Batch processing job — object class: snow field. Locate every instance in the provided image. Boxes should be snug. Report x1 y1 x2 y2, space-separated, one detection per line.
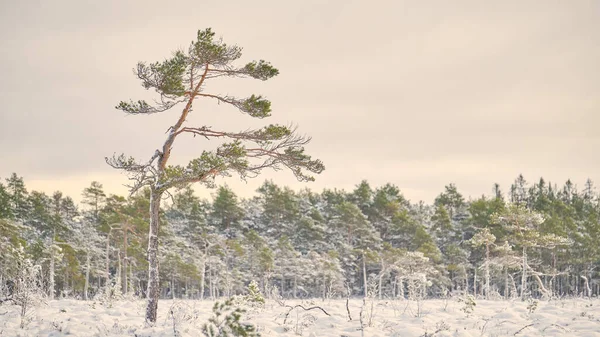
1 297 600 336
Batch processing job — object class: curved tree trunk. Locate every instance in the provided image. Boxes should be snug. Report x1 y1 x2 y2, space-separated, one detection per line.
531 273 551 298
145 190 162 323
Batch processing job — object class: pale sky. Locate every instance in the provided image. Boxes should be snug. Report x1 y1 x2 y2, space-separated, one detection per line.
1 1 599 204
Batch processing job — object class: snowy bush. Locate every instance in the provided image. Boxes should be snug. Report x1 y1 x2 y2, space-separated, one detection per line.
244 280 265 307
92 279 124 308
8 246 46 329
527 298 539 315
201 298 259 337
458 295 476 314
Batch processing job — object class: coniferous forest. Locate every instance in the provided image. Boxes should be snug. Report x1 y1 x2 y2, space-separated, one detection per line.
2 173 599 302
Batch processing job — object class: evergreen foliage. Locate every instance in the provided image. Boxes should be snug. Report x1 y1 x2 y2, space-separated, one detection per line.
1 173 600 315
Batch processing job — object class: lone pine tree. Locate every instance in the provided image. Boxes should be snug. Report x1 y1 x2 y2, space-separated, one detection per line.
107 28 324 323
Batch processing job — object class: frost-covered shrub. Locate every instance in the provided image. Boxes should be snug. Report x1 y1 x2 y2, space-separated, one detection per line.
167 301 202 337
458 295 476 314
244 280 265 307
93 280 123 308
8 246 46 328
202 299 259 337
527 298 539 315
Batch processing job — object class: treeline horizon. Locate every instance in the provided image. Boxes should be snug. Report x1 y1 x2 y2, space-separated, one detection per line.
1 172 599 301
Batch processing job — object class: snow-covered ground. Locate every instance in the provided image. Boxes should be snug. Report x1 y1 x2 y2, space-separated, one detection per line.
1 297 600 336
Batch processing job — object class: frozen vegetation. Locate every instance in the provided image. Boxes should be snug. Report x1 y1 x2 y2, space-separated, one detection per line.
2 173 600 336
1 296 600 336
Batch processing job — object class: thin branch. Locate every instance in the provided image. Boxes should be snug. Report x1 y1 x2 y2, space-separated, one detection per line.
513 324 534 336
283 305 330 324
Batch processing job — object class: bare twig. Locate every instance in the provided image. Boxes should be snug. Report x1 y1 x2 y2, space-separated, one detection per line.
283 305 330 325
542 323 571 332
359 298 365 336
0 297 14 305
346 297 352 321
345 284 352 321
513 323 534 335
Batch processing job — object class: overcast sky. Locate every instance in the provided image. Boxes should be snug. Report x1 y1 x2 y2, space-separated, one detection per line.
1 1 598 204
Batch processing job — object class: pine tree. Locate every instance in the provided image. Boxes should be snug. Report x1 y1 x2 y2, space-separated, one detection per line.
5 173 29 222
370 183 407 241
492 203 570 299
470 228 496 299
107 28 323 323
0 182 13 219
210 185 244 234
81 181 106 225
257 181 300 239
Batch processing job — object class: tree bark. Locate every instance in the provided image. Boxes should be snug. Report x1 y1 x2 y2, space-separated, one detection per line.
379 259 384 300
106 227 112 288
362 253 367 298
485 242 490 299
504 267 509 299
84 251 90 300
532 274 550 298
281 270 285 298
123 229 128 294
49 228 56 300
521 247 527 299
293 275 297 299
200 254 206 300
171 271 175 299
145 190 162 324
473 267 477 298
117 249 122 290
465 267 469 296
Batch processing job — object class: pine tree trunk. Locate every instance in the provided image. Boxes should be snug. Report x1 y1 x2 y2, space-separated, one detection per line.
504 267 509 299
485 242 490 299
521 247 527 299
293 275 297 299
171 271 175 299
264 275 269 299
145 190 162 323
123 231 128 294
362 254 367 298
130 263 134 294
209 268 214 299
106 228 111 288
49 229 56 300
200 255 206 300
465 267 469 296
398 277 403 298
84 251 90 300
379 259 384 300
281 271 285 298
473 268 477 298
117 249 122 290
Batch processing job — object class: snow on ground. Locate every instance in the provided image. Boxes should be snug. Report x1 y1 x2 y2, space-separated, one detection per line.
1 297 600 336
